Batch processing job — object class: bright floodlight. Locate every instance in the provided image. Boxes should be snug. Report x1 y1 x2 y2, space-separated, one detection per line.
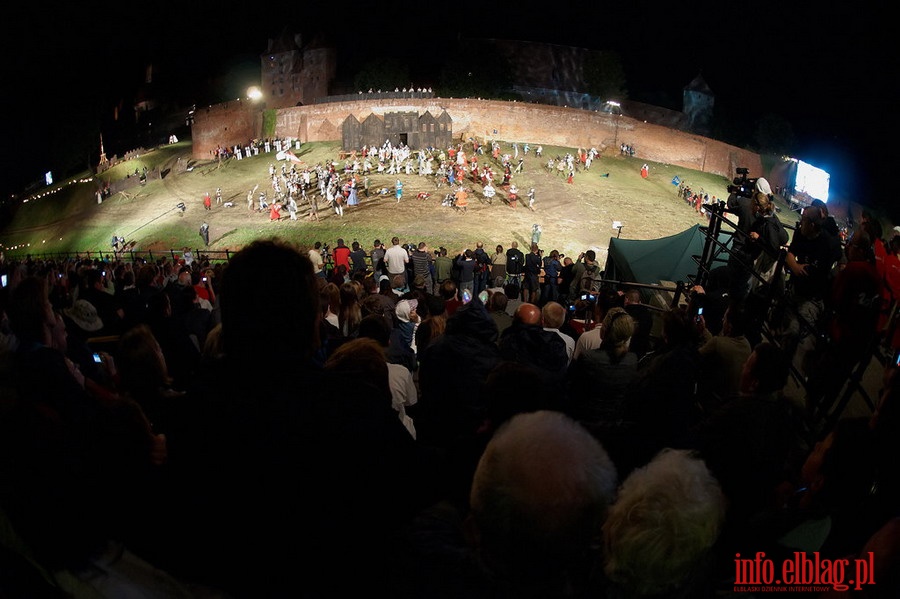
247 86 262 101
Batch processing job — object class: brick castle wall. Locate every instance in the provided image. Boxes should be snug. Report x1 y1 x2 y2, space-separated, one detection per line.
192 98 760 180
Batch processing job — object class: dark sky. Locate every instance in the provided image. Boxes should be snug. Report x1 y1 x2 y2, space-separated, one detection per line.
3 3 894 215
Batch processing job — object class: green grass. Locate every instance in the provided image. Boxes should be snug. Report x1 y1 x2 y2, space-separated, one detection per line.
2 140 741 262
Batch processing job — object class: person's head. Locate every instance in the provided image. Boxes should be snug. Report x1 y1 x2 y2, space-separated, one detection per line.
496 244 503 254
811 198 829 217
530 243 539 253
418 241 427 251
740 341 789 396
754 177 772 196
373 239 381 248
603 449 726 597
514 303 542 326
177 266 192 286
395 299 419 324
470 411 618 592
503 282 520 300
594 286 623 321
721 301 748 337
541 301 566 330
221 240 319 360
549 249 559 259
357 313 391 347
622 287 641 305
563 256 573 266
660 307 691 348
314 241 322 250
482 362 552 431
415 308 447 353
391 274 406 290
324 337 390 399
799 206 823 239
511 241 518 250
391 236 400 246
362 276 378 296
476 241 484 250
752 191 775 216
336 238 345 247
7 276 55 346
846 229 875 264
85 268 105 289
488 291 508 313
117 324 171 399
351 241 360 251
175 284 199 314
584 249 596 264
339 281 361 308
600 308 635 354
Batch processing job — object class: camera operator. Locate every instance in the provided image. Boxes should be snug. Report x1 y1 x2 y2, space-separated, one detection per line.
706 173 776 299
726 174 774 264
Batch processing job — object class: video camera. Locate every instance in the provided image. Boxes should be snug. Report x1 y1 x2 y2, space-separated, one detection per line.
726 167 759 199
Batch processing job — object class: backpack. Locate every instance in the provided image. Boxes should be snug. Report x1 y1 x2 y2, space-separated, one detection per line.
581 267 603 293
475 252 490 274
507 251 523 275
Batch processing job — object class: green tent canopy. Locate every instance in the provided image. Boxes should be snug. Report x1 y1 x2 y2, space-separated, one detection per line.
603 224 708 286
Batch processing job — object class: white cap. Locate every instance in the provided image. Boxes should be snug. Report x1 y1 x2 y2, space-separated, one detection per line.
755 177 772 196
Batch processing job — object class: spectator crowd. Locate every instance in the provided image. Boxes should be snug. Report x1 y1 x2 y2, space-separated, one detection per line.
1 198 899 597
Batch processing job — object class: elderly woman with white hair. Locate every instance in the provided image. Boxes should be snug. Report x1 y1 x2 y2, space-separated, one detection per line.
603 448 726 598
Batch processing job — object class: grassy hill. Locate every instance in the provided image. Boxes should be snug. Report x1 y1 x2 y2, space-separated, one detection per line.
1 140 744 263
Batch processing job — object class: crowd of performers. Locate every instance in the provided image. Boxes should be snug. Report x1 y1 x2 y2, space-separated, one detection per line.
677 180 720 221
211 138 559 222
203 136 624 227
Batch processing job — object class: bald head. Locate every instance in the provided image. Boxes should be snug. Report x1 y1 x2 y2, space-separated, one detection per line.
471 411 618 585
515 303 542 326
542 301 566 329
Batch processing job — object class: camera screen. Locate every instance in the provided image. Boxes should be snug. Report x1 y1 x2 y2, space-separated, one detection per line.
92 353 102 363
0 274 6 288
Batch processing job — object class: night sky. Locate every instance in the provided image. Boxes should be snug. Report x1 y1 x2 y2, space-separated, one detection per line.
2 3 894 217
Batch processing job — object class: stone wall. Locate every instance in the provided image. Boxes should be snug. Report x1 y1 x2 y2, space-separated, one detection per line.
192 98 760 180
191 100 261 161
